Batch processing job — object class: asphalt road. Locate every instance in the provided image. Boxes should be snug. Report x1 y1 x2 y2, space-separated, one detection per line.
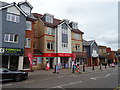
1 67 119 89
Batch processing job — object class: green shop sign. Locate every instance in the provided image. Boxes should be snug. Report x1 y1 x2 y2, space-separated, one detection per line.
0 47 23 56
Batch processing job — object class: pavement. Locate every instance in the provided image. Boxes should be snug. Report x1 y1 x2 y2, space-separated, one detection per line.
28 65 118 81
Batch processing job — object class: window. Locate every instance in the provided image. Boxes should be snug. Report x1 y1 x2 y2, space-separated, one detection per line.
4 34 18 43
45 15 53 23
75 45 80 51
20 5 30 15
47 27 54 35
26 21 32 30
75 33 80 40
47 42 54 50
62 42 68 48
25 38 31 48
6 13 20 23
72 22 78 29
62 28 68 34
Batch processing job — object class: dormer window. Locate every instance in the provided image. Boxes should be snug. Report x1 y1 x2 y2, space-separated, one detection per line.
72 22 78 29
44 14 53 23
20 5 30 15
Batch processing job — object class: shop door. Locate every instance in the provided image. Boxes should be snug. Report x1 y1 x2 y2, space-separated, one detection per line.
61 57 69 68
49 58 54 69
9 56 19 70
2 56 9 68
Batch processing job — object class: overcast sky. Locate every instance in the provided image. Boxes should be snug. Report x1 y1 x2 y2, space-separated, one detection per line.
4 0 118 51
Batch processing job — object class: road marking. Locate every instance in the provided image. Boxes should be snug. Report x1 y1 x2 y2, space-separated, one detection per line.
57 76 64 78
90 74 111 80
90 78 97 80
69 75 78 77
2 84 12 87
51 81 82 88
105 74 110 77
115 68 118 70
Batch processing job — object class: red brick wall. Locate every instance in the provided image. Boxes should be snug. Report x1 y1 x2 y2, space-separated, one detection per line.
24 20 35 57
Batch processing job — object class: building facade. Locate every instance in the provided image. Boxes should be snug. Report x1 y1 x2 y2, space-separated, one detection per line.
18 1 36 70
83 40 99 66
33 13 73 69
0 1 36 71
98 45 107 65
70 22 87 66
0 1 27 70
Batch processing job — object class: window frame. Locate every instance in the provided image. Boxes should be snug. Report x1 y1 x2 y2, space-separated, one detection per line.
45 15 53 23
25 38 31 48
47 42 54 50
47 27 54 35
75 33 80 40
6 13 20 23
26 21 32 30
20 5 31 16
4 34 18 43
62 42 68 48
75 45 80 51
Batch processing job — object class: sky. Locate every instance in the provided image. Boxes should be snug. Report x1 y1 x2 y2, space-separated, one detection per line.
3 0 119 51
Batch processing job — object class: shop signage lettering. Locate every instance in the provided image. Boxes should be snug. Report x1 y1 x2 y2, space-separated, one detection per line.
0 47 23 56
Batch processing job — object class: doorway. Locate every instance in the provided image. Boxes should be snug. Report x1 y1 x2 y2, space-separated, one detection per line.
49 58 54 69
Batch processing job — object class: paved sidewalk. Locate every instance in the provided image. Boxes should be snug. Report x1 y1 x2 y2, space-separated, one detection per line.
27 65 118 82
29 65 118 76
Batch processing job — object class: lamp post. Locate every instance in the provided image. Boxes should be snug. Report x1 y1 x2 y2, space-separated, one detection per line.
107 52 110 68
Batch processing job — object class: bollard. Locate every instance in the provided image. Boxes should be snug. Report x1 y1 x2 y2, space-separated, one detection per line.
72 65 74 73
105 63 107 68
53 65 56 73
100 63 102 70
83 64 85 72
92 64 94 71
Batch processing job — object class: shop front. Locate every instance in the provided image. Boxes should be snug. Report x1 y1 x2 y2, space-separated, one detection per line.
72 52 87 66
33 53 72 70
0 47 24 70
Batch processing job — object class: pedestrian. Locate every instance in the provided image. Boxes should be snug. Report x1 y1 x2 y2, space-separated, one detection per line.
56 64 59 74
46 61 50 70
74 63 81 74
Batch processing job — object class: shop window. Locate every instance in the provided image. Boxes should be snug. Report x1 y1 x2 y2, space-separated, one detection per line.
2 56 9 68
23 57 30 69
9 56 19 70
33 58 37 66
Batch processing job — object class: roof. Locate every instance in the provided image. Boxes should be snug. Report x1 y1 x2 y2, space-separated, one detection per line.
33 13 62 28
72 29 84 34
18 1 33 9
99 45 107 48
0 2 27 17
83 40 97 46
0 1 10 7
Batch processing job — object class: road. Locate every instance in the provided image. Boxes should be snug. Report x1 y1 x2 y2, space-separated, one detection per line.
1 67 119 90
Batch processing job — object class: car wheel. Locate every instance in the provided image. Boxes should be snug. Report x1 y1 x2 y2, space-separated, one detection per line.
14 74 23 82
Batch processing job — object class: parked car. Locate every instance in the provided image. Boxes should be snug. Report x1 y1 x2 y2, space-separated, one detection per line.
0 68 28 82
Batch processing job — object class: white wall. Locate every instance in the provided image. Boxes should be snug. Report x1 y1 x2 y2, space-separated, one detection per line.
55 23 72 54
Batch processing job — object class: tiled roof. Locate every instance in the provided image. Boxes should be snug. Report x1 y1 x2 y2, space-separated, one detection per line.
83 40 96 46
33 13 62 28
72 29 84 34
